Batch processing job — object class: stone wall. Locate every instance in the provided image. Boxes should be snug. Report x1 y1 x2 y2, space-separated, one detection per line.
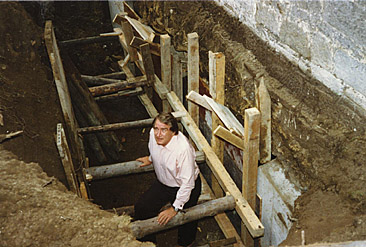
217 0 366 114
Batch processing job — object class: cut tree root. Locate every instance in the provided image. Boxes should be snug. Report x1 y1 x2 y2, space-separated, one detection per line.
0 130 23 143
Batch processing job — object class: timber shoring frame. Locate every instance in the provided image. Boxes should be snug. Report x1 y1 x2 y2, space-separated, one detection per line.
45 7 265 244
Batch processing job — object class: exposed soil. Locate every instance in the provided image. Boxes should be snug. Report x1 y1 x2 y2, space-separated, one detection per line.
1 1 365 247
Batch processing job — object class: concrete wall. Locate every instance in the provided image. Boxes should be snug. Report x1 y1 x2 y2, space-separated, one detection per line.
216 0 366 113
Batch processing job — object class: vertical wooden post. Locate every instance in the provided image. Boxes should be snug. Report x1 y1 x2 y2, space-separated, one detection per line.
121 19 138 62
188 32 199 125
140 43 154 99
209 51 225 198
241 107 260 247
172 52 183 104
256 78 271 164
160 34 172 112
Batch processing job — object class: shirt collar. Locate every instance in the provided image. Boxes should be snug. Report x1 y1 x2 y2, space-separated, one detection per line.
164 133 178 151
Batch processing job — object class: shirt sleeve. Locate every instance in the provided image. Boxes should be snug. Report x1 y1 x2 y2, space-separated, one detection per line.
172 147 197 210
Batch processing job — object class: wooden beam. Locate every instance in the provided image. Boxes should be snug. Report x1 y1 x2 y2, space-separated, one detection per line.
88 76 147 97
167 91 264 238
160 34 172 112
95 87 143 101
95 71 126 79
81 75 122 86
120 19 139 62
256 78 271 164
56 123 80 196
241 107 260 246
138 93 159 118
209 51 225 198
214 125 244 150
140 43 155 99
186 91 212 111
59 35 118 47
187 32 199 125
130 36 160 57
86 150 206 181
172 53 183 103
129 195 235 239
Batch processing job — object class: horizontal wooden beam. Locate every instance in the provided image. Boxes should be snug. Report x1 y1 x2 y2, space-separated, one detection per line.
59 35 118 46
167 91 264 238
94 87 143 101
129 195 235 239
86 150 206 180
81 75 122 86
89 75 147 97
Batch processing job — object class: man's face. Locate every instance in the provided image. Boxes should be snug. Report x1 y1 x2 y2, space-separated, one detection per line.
153 119 175 146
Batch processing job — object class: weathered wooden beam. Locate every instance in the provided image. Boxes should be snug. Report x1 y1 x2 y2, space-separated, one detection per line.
129 195 235 239
95 87 143 102
138 93 159 118
120 18 139 62
214 125 244 150
140 43 155 84
56 123 80 196
256 78 271 164
86 150 206 180
88 76 147 97
59 35 118 46
241 107 260 247
187 32 200 125
167 91 264 238
78 118 154 135
95 71 126 79
160 34 172 112
81 75 122 86
210 51 225 198
172 53 183 103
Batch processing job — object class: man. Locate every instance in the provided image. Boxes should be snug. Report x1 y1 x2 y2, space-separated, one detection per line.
134 112 201 247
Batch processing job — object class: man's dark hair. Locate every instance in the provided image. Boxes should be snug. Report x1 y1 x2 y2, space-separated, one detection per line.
153 112 178 135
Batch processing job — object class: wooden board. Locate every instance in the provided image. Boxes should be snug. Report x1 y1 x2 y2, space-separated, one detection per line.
138 93 159 118
204 95 244 137
187 32 199 125
214 125 244 150
186 91 212 111
167 91 264 238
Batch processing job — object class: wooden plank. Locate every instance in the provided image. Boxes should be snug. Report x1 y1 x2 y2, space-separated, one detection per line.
187 32 200 125
200 174 245 247
81 75 122 86
140 43 155 99
256 78 271 164
56 123 79 195
167 91 264 238
172 53 183 103
214 125 244 150
241 107 260 247
59 35 118 46
123 1 141 20
129 195 235 239
210 51 225 198
153 74 169 100
95 71 126 79
160 34 172 113
125 15 155 42
186 91 212 111
138 93 159 118
204 95 244 137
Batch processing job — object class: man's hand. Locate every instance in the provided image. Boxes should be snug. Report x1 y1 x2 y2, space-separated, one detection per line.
136 156 152 167
157 207 177 225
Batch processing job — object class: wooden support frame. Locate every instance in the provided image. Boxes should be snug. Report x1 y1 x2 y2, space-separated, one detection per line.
241 107 261 246
187 32 200 125
209 51 225 198
167 91 264 238
140 43 155 99
214 125 244 150
172 52 183 103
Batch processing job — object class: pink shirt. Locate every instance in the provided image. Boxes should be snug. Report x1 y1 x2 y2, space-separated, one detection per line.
148 128 200 210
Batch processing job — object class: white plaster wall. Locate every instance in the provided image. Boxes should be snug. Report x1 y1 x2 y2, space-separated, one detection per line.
215 0 366 114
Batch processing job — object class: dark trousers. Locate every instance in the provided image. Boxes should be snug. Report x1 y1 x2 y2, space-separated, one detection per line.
134 176 201 246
